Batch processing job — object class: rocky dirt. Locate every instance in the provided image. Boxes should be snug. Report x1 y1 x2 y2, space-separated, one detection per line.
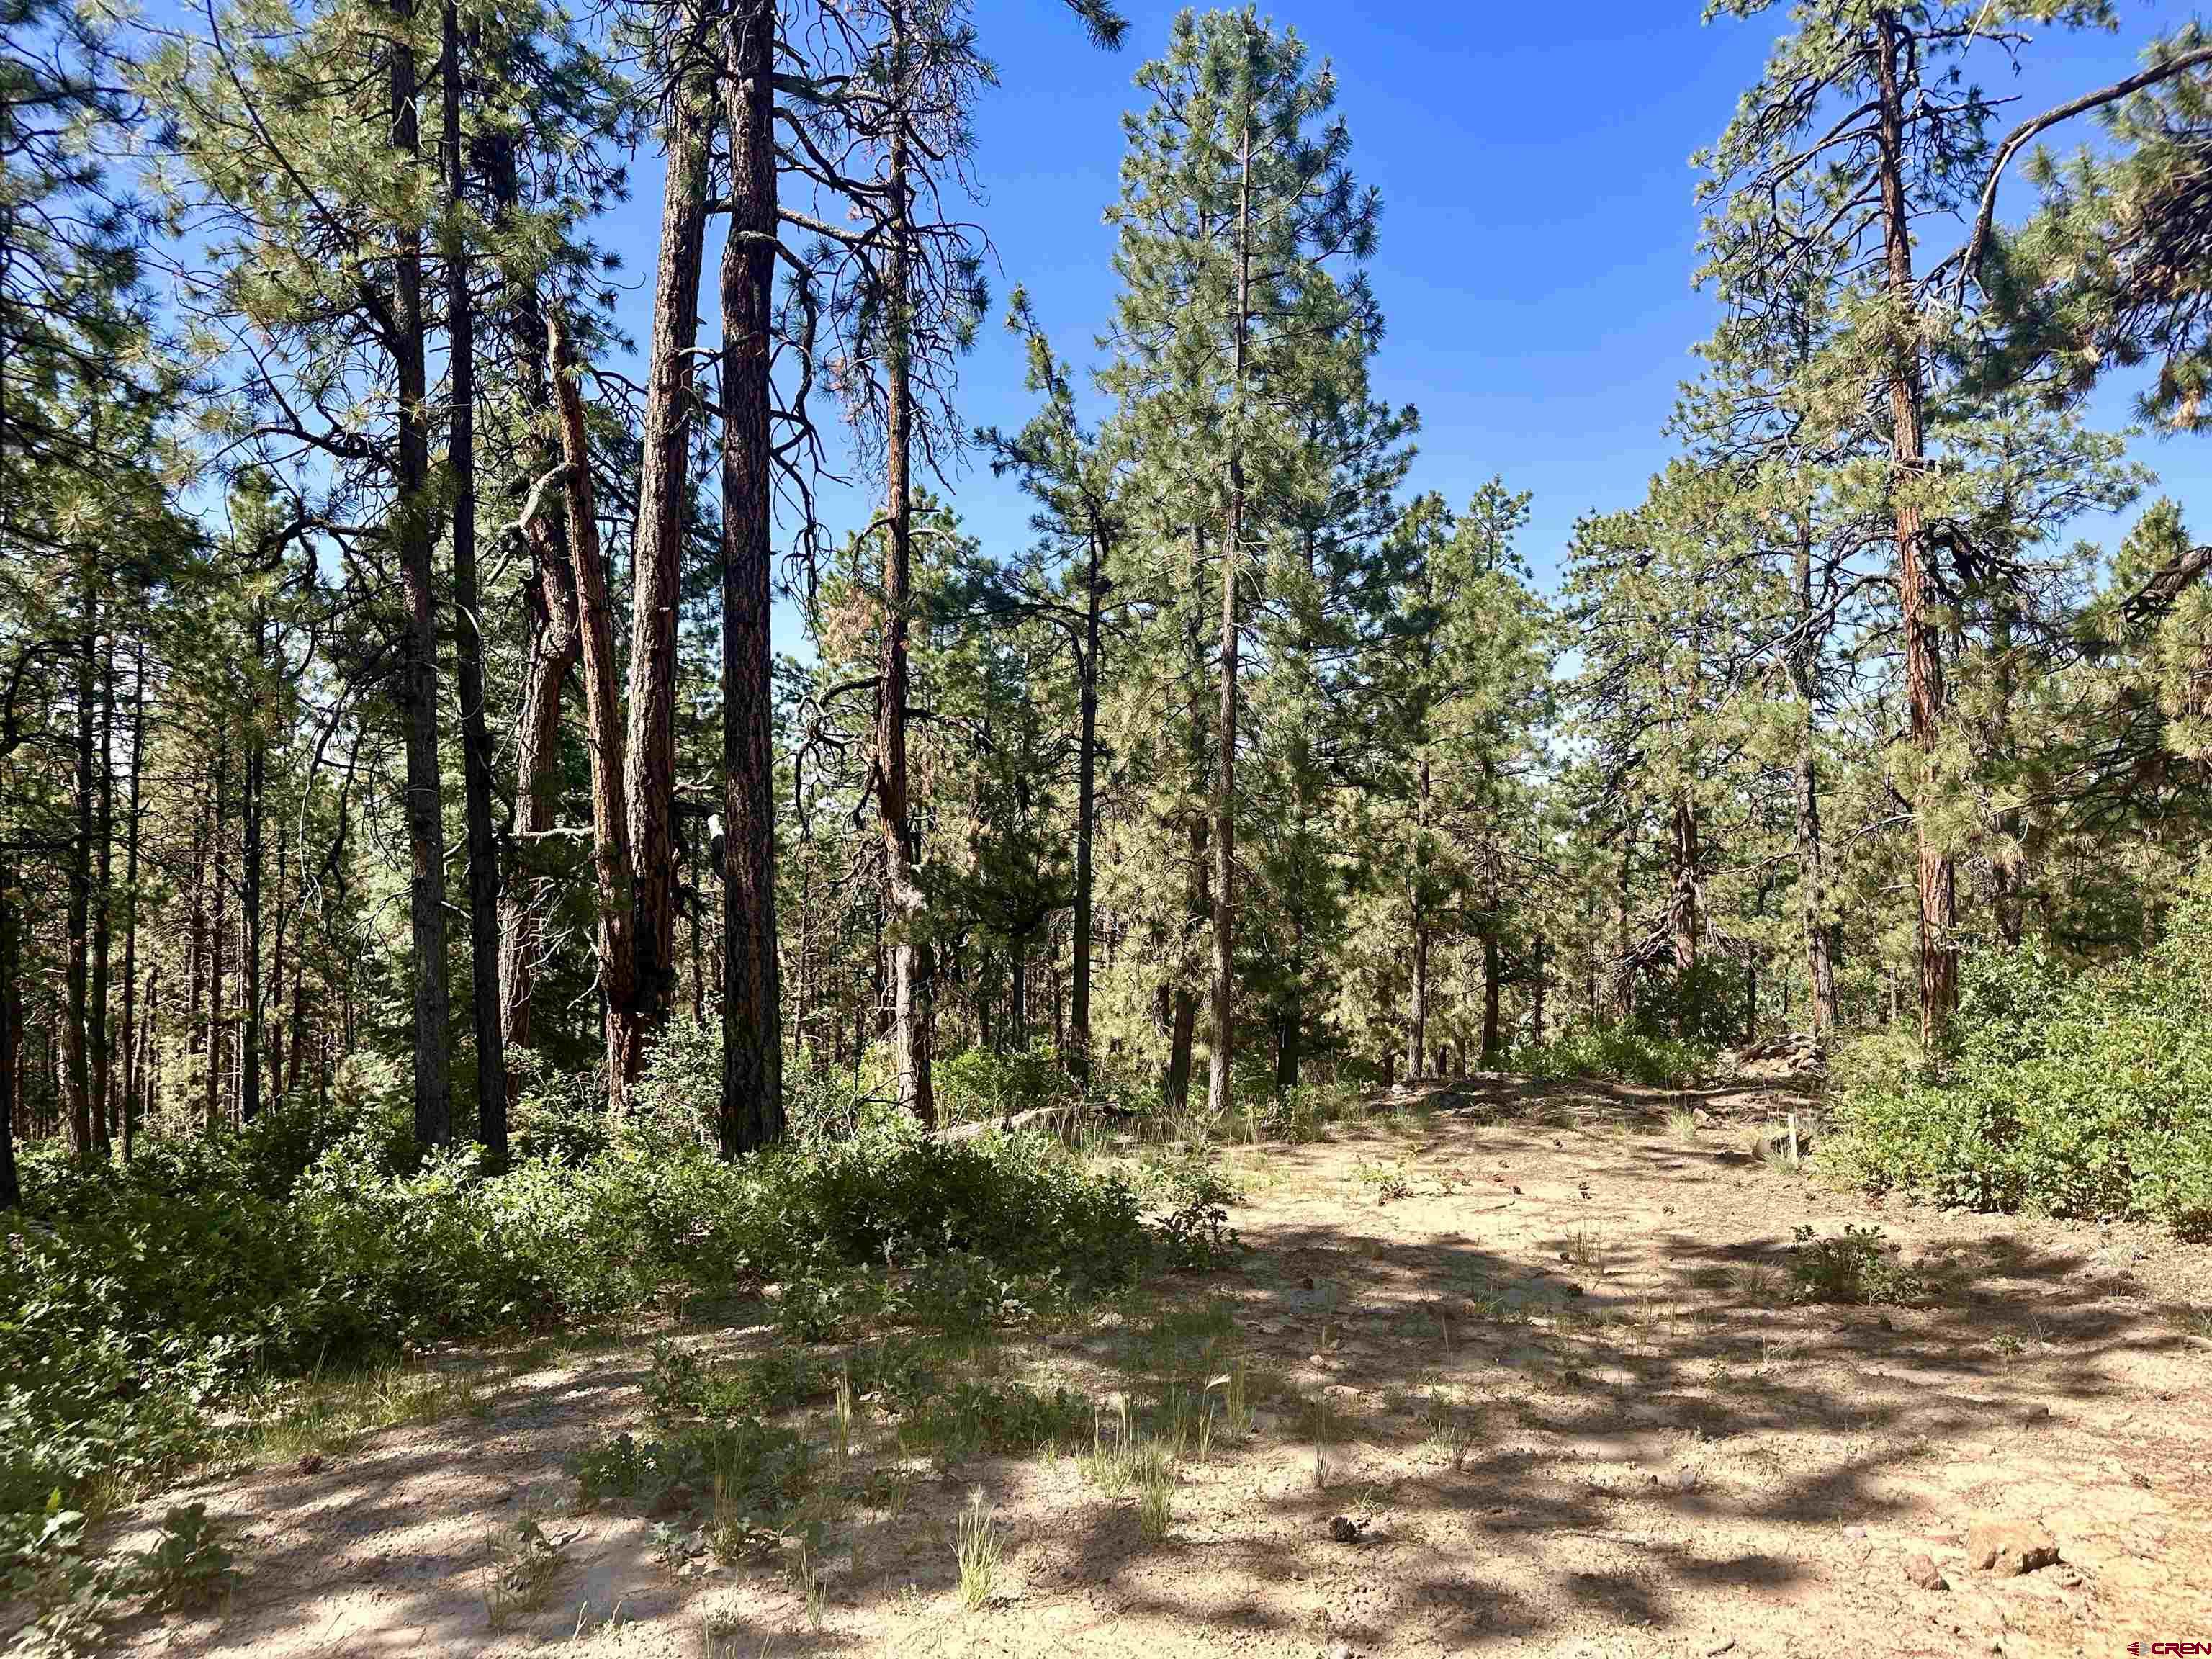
105 1075 2212 1658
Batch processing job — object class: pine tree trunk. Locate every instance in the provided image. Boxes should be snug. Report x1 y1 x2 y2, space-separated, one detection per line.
1167 565 1210 1116
208 737 227 1133
549 307 640 1115
442 0 505 1160
1670 792 1699 984
621 23 711 1092
392 0 454 1148
1482 931 1502 1066
484 135 580 1110
0 871 19 1206
120 639 143 1160
140 964 160 1128
90 626 114 1151
1874 10 1956 1047
186 789 207 1108
1790 516 1838 1035
284 932 307 1100
1532 931 1547 1048
718 0 783 1154
1406 749 1431 1077
1611 842 1633 1022
64 595 94 1156
879 9 932 1126
1406 922 1428 1079
1070 531 1102 1086
1208 120 1253 1123
266 845 286 1111
1990 597 2026 949
241 630 264 1124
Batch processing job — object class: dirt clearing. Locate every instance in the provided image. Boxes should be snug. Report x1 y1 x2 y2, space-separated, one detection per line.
105 1077 2212 1658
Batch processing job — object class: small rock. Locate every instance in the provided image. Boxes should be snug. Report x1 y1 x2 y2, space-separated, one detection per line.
1877 1316 1894 1331
1965 1519 2059 1577
1323 1642 1355 1659
1327 1514 1367 1543
1902 1552 1948 1591
295 1452 325 1475
1511 1185 1523 1195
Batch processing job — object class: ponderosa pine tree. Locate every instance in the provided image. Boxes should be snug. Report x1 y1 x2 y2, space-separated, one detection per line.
1700 0 2121 1046
1105 7 1377 1118
978 289 1131 1084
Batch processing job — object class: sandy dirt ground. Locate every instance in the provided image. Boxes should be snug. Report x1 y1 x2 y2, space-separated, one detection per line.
101 1076 2212 1658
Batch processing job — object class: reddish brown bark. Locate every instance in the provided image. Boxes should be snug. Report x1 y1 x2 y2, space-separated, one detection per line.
717 0 783 1153
549 307 639 1115
1875 11 1956 1046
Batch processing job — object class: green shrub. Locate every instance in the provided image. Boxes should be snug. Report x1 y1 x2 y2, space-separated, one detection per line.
1 1084 1171 1533
1506 1024 1714 1089
935 1040 1075 1127
896 1379 1088 1459
1784 1225 1925 1305
1830 868 2212 1236
567 1419 808 1517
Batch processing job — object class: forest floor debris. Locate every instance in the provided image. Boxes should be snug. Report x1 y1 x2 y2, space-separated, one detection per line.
93 1074 2212 1658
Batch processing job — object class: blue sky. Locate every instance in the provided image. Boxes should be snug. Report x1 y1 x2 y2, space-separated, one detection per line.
596 0 2212 593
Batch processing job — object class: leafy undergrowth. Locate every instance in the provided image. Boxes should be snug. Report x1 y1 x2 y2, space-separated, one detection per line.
1828 866 2212 1236
1506 1025 1716 1090
0 1071 1233 1563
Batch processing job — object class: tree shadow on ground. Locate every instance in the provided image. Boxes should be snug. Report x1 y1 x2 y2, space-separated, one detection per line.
101 1074 2212 1658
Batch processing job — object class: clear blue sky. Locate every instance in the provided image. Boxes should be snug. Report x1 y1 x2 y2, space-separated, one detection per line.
597 1 2211 593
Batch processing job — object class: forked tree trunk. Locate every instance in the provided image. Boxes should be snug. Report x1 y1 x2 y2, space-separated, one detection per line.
621 22 713 1094
549 308 641 1114
487 138 580 1105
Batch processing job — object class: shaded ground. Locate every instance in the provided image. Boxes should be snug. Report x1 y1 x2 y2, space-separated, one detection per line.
104 1074 2212 1658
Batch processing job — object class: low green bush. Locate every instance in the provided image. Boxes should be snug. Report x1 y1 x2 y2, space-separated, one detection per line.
1 1080 1179 1536
567 1418 809 1517
935 1040 1076 1126
1828 867 2212 1236
1784 1225 1925 1305
1506 1024 1714 1089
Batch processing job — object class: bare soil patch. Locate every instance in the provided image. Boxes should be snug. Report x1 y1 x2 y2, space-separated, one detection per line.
104 1076 2212 1658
